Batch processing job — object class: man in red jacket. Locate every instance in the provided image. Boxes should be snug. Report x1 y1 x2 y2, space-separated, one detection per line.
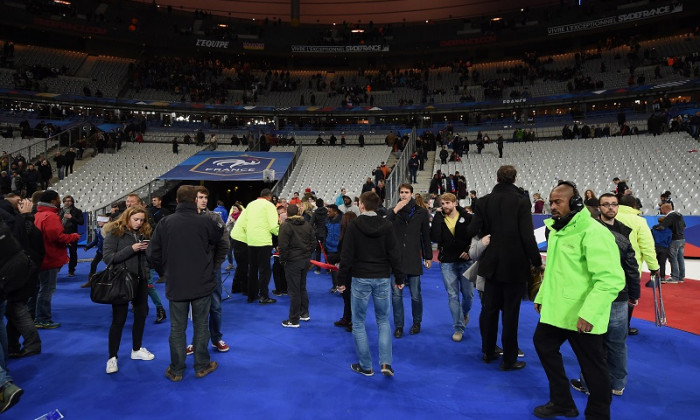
29 190 80 329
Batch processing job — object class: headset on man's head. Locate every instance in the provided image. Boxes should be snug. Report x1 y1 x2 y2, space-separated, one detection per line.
557 180 584 212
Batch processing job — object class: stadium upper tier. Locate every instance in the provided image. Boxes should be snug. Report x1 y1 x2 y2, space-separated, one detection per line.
2 33 699 109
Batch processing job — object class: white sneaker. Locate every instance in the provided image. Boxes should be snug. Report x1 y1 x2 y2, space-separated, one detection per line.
106 357 118 374
612 388 625 396
131 347 155 361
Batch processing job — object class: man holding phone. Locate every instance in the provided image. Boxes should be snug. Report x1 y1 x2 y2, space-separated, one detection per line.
386 183 432 338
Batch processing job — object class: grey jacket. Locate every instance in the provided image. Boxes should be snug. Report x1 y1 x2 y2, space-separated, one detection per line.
103 230 149 279
465 236 487 292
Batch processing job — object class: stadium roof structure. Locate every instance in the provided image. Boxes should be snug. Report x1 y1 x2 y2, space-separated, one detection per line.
136 0 558 24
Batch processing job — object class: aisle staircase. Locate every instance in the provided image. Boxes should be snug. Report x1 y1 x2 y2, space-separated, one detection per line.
412 151 435 195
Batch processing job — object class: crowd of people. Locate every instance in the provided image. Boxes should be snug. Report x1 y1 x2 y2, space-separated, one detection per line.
0 152 691 416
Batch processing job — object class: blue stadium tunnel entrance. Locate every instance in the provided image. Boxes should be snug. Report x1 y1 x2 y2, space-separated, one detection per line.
157 150 294 209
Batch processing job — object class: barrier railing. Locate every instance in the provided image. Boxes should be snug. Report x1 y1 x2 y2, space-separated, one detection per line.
384 127 417 208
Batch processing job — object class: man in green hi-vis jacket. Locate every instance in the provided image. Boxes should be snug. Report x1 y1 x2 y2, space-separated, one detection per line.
532 181 624 420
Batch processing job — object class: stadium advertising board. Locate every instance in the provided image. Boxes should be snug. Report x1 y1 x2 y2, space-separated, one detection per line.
547 3 683 36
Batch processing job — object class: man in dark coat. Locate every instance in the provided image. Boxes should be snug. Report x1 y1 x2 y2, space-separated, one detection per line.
63 148 76 175
466 165 543 370
58 195 83 276
439 146 449 164
22 164 39 197
147 185 224 381
37 159 52 189
309 199 328 274
386 184 433 338
278 204 316 327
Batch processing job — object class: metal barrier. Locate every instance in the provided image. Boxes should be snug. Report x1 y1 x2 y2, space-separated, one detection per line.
271 145 302 198
384 127 417 208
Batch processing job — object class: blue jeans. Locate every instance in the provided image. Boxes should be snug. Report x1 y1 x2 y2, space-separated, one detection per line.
581 301 628 392
30 268 59 322
351 277 392 370
0 300 12 385
169 295 211 375
668 239 686 281
391 275 422 328
147 273 163 309
409 168 417 183
439 261 474 332
209 270 223 344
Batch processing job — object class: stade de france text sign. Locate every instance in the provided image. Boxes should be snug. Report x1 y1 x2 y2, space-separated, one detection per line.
291 45 390 53
547 3 683 36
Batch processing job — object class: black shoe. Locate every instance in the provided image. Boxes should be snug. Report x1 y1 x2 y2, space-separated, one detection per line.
14 348 40 359
68 271 75 277
345 324 353 333
628 327 639 336
533 402 579 418
570 379 590 395
350 363 374 377
334 318 350 328
380 364 394 377
0 382 23 413
409 323 421 335
482 352 501 363
495 346 503 355
281 320 300 328
500 361 526 371
272 289 283 296
246 298 256 303
393 328 403 338
518 348 525 358
645 280 654 287
259 297 277 304
155 307 167 324
299 314 310 322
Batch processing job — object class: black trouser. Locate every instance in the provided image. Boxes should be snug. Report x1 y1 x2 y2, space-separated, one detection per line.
89 252 103 276
342 280 352 320
284 259 309 323
247 245 272 300
534 322 611 420
66 162 74 174
232 239 248 293
312 236 325 266
6 298 42 353
68 242 78 273
481 280 524 364
109 277 148 358
498 147 503 158
272 257 287 293
655 246 669 279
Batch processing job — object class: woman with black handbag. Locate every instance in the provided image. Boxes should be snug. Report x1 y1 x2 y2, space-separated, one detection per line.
102 206 154 374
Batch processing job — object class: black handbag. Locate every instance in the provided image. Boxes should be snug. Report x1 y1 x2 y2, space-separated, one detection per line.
90 264 139 305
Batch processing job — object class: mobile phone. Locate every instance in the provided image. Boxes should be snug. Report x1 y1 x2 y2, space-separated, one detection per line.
141 239 150 243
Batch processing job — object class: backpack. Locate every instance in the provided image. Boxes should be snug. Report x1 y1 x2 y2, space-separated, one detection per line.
0 219 35 297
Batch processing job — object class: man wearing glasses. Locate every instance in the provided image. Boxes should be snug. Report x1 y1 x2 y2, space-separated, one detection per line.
570 193 642 397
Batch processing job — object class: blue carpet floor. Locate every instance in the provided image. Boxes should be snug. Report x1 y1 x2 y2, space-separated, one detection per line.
7 249 698 419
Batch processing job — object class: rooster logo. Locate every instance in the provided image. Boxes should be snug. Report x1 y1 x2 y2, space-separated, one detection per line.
211 158 261 170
